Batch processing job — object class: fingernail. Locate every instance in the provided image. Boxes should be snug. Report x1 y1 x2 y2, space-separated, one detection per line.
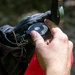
30 30 37 37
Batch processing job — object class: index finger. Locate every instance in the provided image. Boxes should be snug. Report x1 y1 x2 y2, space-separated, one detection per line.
44 19 57 29
44 19 64 38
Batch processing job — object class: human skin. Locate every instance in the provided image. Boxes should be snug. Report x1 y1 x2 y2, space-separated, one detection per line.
30 19 73 75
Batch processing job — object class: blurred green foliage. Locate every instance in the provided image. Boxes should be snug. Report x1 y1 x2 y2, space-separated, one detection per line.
0 0 75 27
0 0 75 42
0 0 51 26
0 0 75 26
0 1 75 40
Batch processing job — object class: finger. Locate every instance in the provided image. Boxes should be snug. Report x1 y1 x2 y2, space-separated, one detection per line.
68 41 73 67
68 41 73 52
68 41 73 57
30 30 45 49
44 19 57 29
35 49 46 70
44 19 64 38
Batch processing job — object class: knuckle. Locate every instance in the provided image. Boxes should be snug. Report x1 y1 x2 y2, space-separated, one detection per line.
53 27 60 33
36 42 45 49
69 41 73 48
58 33 68 42
35 39 44 46
62 34 68 40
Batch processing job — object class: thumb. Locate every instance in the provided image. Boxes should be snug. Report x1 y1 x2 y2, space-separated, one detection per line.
30 30 46 70
30 30 45 49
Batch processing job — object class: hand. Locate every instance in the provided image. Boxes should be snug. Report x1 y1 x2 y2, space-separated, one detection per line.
30 19 73 75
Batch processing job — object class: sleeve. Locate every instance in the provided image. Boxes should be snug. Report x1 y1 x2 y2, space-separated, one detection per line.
0 25 35 75
0 25 26 75
24 52 45 75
